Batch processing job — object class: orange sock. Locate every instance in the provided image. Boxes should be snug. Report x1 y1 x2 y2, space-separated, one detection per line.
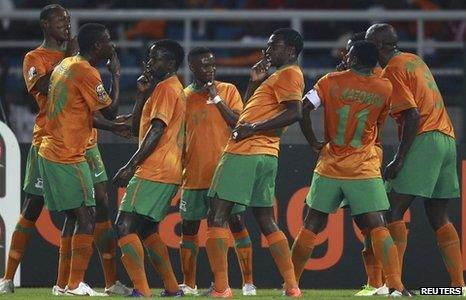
94 221 118 288
361 228 383 288
4 216 35 280
143 233 179 293
232 229 253 285
291 227 316 283
371 227 404 291
56 237 72 288
436 222 465 287
118 234 151 297
267 230 298 291
387 221 407 274
180 234 199 289
68 234 94 290
206 227 230 292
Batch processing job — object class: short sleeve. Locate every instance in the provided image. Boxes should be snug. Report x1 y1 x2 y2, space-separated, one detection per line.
147 84 177 126
225 84 243 113
23 52 47 93
313 74 330 107
273 67 304 103
78 67 112 111
382 66 417 115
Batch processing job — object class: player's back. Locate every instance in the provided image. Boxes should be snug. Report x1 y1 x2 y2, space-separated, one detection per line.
382 52 454 138
314 70 392 179
40 56 110 163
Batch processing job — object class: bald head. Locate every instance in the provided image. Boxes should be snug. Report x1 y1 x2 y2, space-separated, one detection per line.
365 23 398 46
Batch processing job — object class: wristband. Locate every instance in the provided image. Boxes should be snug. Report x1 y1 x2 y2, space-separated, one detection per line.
207 95 222 104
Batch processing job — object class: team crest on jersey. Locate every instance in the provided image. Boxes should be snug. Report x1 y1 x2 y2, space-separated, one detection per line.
28 66 37 81
95 84 108 102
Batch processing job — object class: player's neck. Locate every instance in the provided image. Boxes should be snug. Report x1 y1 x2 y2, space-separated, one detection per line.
191 78 207 91
79 53 99 66
351 67 373 76
42 36 65 52
381 49 401 67
276 58 298 70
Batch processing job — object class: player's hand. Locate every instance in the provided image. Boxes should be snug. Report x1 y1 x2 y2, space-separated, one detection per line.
136 62 154 94
335 61 348 71
205 81 218 101
384 157 404 180
111 122 132 139
113 165 136 187
311 140 326 153
106 50 120 77
64 36 79 57
250 50 271 82
232 121 256 142
115 113 132 123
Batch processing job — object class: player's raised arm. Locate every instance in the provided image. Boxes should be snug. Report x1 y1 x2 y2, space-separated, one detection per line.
243 51 271 103
99 50 120 120
131 62 156 137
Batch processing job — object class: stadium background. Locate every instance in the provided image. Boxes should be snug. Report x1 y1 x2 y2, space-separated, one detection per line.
0 0 465 290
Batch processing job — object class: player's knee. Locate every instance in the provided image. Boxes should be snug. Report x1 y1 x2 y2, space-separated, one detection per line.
207 210 228 227
228 214 245 233
182 220 200 236
115 216 131 238
21 194 44 221
303 210 327 234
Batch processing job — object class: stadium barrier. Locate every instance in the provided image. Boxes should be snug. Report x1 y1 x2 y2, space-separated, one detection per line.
7 142 464 289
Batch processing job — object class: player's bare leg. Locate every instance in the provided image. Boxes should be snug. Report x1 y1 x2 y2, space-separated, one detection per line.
65 205 105 296
138 217 181 296
424 199 464 287
93 181 131 295
1 194 43 292
386 191 415 275
353 214 385 296
205 196 235 297
253 207 300 296
228 213 256 295
179 220 201 294
52 212 75 295
115 211 150 297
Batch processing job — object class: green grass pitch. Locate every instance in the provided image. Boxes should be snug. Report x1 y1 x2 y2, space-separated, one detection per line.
0 288 457 299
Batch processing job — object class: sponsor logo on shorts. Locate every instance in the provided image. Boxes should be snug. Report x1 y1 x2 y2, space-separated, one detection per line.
92 188 95 199
35 178 43 189
94 170 104 178
179 199 187 212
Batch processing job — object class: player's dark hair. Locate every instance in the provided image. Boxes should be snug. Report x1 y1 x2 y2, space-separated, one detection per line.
77 23 107 55
152 39 185 70
349 32 366 43
188 47 213 64
40 4 65 22
272 28 303 56
351 41 378 68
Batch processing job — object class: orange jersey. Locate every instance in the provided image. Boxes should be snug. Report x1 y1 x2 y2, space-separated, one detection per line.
313 69 392 179
382 51 454 138
87 129 98 149
135 76 185 184
39 56 112 163
183 81 243 189
373 66 383 76
22 46 64 147
225 65 304 157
